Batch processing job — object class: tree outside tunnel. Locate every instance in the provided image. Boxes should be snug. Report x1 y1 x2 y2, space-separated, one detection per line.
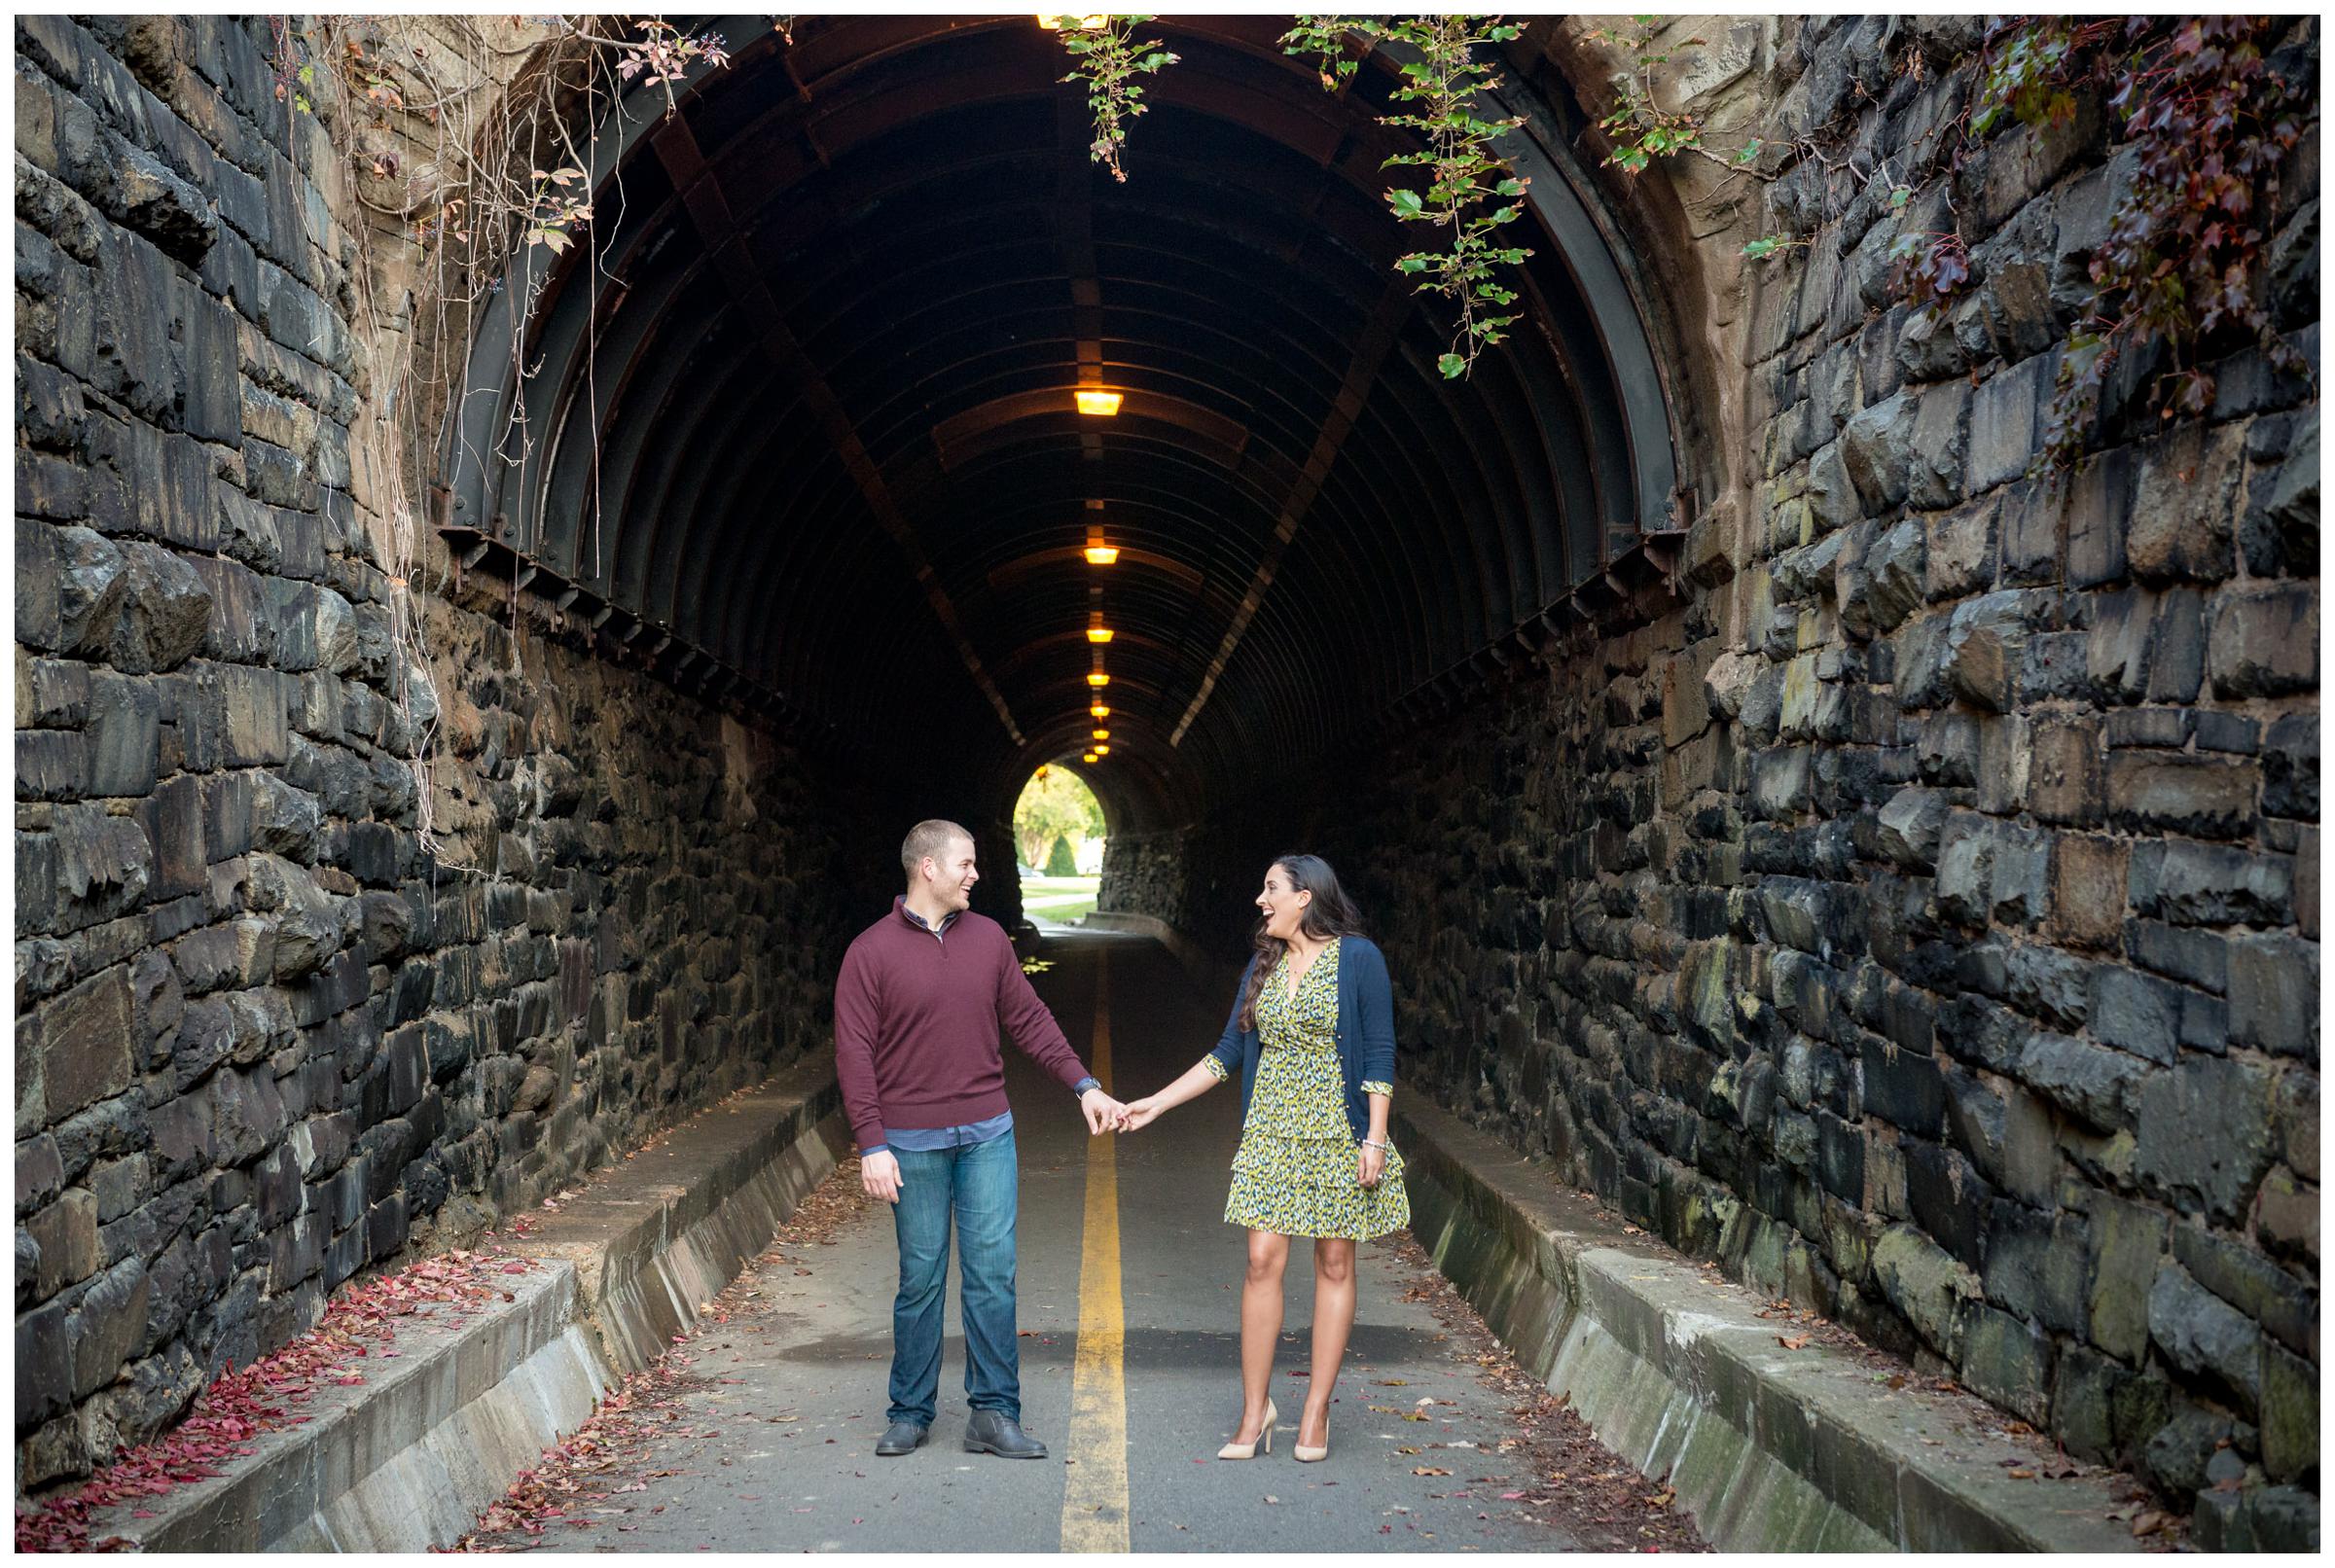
1014 763 1106 922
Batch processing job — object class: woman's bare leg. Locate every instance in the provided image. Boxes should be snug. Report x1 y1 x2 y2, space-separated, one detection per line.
1238 1229 1289 1441
1301 1237 1356 1445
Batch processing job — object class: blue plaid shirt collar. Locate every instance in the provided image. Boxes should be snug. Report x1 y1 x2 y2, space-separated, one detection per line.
894 895 960 937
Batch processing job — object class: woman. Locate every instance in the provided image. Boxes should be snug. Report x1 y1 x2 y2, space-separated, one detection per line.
1119 854 1408 1463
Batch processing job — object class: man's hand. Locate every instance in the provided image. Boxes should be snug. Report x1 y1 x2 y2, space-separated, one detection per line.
1080 1087 1127 1135
1118 1095 1165 1132
861 1149 904 1204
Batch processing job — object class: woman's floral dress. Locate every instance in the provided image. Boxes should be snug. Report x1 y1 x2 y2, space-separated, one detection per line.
1204 941 1409 1240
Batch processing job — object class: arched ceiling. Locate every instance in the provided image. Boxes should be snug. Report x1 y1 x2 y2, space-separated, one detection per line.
441 15 1682 833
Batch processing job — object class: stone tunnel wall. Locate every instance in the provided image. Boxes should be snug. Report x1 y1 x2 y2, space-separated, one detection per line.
1115 17 2322 1532
14 15 868 1489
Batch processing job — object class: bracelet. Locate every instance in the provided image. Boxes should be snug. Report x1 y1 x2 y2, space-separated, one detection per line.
1361 1139 1392 1152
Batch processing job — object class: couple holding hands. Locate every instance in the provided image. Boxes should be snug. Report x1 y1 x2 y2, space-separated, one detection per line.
833 820 1408 1466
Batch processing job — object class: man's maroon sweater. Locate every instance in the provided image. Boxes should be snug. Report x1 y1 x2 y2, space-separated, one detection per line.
833 899 1090 1151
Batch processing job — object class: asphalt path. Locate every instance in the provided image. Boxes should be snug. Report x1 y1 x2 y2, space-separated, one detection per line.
462 932 1605 1552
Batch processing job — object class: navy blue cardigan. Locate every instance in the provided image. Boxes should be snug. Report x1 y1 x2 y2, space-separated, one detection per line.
1205 936 1397 1142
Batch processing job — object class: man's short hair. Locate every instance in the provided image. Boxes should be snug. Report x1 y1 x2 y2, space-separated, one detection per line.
902 819 973 879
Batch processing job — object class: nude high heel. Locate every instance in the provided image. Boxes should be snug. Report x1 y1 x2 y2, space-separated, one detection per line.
1293 1412 1329 1463
1217 1399 1276 1460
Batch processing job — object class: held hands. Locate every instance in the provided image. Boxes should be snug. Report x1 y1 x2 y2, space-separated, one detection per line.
1077 1087 1165 1133
1079 1087 1130 1136
861 1148 904 1205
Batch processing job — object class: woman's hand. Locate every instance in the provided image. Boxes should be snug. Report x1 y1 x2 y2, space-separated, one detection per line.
1118 1095 1166 1132
1356 1142 1385 1189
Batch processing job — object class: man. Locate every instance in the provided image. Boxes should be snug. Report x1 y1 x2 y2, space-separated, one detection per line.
835 819 1126 1460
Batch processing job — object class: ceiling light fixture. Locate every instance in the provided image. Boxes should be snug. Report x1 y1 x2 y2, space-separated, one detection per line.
1087 611 1114 644
1074 389 1123 417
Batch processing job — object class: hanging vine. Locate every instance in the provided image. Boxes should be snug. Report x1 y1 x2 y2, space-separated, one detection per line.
265 15 742 861
1052 15 1180 183
1283 15 1535 377
1968 17 2309 470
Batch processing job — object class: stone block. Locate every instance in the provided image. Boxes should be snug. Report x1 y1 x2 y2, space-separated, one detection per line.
2090 967 2190 1066
2262 713 2317 822
68 1256 149 1400
188 552 273 663
1871 1221 1976 1360
1965 353 2048 494
2083 1193 2167 1367
2083 588 2155 705
1874 785 1948 869
1906 382 1972 512
2027 717 2101 826
205 661 291 766
2259 1339 2318 1484
2125 420 2243 583
2128 839 2291 927
2198 710 2263 756
2146 1262 2264 1416
1851 518 1924 636
263 576 360 675
47 524 131 657
24 1188 100 1301
1904 1135 1987 1265
17 730 90 801
1859 1033 1944 1137
2045 835 2127 953
1958 1301 2053 1426
209 1065 288 1166
2209 584 2317 698
2142 587 2205 703
1925 501 1996 606
1840 390 1913 515
1941 590 2034 712
2229 934 2317 1060
2020 1030 2139 1132
2136 1055 2274 1225
16 1297 73 1428
35 965 133 1123
85 672 162 800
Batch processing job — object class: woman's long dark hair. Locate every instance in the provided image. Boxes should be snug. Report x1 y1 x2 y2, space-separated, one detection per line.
1237 854 1369 1031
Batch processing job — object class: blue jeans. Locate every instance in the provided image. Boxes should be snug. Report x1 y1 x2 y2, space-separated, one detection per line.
887 1131 1021 1426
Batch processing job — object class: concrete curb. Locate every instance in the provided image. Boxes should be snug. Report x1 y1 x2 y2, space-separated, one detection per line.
77 1058 845 1552
1396 1089 2143 1554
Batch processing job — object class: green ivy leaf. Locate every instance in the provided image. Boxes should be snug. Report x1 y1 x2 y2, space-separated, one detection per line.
1438 352 1468 378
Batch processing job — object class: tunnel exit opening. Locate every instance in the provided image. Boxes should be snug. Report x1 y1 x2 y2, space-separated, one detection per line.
1013 762 1107 927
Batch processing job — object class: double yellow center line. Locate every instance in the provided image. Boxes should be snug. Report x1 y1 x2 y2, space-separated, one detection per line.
1060 949 1130 1552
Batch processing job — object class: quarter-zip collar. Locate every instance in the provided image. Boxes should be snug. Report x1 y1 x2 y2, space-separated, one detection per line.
896 894 961 943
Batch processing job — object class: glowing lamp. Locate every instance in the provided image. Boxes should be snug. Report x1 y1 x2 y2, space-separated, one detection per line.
1093 729 1110 741
1087 612 1114 644
1084 524 1120 565
1082 751 1099 763
1074 389 1123 417
1090 702 1110 719
1037 14 1108 29
1086 672 1110 688
1095 744 1110 756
